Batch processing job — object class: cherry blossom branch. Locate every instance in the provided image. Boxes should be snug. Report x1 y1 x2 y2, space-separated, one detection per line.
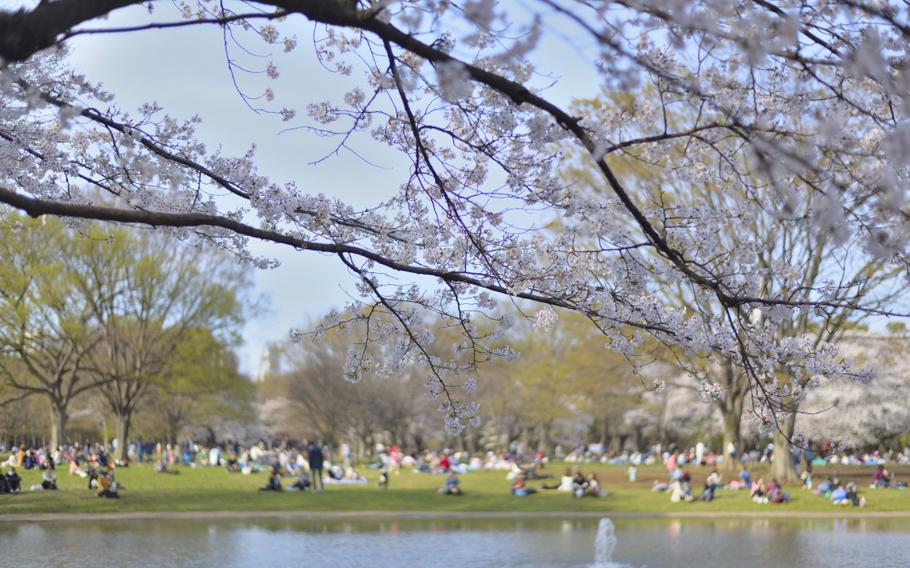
0 183 679 335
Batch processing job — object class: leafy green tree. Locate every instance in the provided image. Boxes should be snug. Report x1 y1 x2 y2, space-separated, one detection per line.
0 215 105 449
482 310 647 453
69 226 249 462
142 328 253 444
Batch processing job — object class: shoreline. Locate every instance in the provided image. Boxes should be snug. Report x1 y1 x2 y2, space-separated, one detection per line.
2 509 910 524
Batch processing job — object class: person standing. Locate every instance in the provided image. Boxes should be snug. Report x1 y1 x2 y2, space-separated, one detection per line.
308 442 324 492
341 442 351 469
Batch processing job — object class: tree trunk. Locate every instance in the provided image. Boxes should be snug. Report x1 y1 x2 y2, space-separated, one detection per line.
720 409 741 474
100 414 109 452
165 409 182 445
770 412 800 485
49 403 68 451
536 423 549 453
718 359 746 473
114 413 131 463
609 430 622 454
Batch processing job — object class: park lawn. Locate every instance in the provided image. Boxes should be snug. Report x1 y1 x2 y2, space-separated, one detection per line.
1 463 910 516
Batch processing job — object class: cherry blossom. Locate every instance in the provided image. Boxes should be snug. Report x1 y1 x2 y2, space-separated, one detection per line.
0 1 909 434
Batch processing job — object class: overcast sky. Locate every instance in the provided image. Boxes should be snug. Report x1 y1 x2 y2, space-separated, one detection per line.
54 2 597 375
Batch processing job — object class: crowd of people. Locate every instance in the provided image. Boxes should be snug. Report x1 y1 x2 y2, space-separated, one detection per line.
2 438 909 507
643 451 910 507
536 468 604 498
810 475 865 506
553 442 910 470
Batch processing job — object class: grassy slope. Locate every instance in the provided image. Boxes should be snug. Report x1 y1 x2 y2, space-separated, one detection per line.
1 463 909 515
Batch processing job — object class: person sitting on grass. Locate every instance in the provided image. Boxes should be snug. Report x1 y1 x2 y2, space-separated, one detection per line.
572 470 589 498
41 468 58 490
871 466 905 489
799 464 813 490
800 469 813 490
559 468 575 491
96 469 119 499
880 467 894 488
767 479 789 504
678 468 693 490
583 473 604 497
154 459 179 474
68 458 87 478
5 467 21 494
815 475 835 496
669 479 691 503
259 465 283 492
831 482 849 505
106 465 124 491
86 462 100 489
289 470 312 492
437 472 462 495
750 477 768 504
438 452 451 473
843 482 866 507
414 456 431 473
541 468 574 491
872 465 888 488
669 472 694 503
511 472 536 496
699 469 721 501
343 466 367 482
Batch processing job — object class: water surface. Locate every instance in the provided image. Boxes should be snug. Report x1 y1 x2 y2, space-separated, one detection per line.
1 516 908 567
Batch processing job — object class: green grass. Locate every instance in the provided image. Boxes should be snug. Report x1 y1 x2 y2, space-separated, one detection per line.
1 463 909 515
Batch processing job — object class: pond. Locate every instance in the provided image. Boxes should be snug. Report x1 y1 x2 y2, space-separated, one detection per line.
1 516 908 567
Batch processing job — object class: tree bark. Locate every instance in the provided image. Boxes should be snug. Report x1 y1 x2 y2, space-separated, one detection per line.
49 403 68 451
633 426 644 452
114 412 131 463
536 423 550 453
720 408 742 473
717 359 746 473
610 430 623 454
770 412 800 485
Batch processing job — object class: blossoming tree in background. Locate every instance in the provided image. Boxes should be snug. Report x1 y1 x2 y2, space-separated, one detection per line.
565 88 910 479
797 332 910 451
1 1 910 444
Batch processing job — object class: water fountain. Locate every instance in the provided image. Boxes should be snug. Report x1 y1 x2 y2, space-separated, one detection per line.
593 517 617 567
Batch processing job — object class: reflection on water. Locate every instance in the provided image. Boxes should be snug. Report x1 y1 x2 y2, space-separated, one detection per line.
1 517 909 567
